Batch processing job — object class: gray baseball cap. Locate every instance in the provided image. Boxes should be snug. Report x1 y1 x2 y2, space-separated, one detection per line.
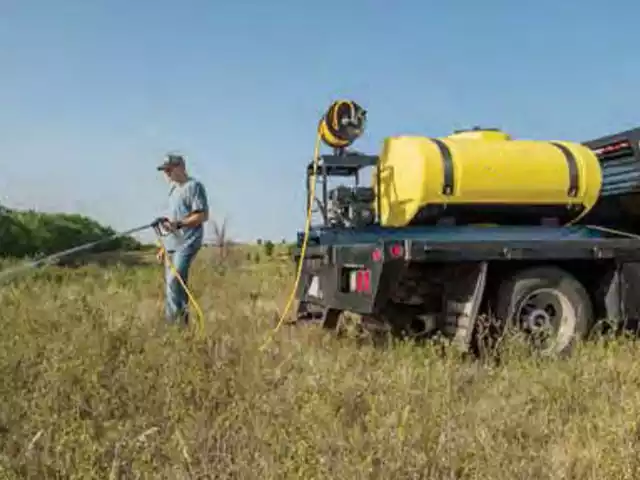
157 154 185 171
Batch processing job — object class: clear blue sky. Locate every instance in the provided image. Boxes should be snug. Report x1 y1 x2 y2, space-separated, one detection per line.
1 0 639 243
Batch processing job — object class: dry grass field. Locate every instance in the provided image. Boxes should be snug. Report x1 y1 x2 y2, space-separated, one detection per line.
2 246 640 479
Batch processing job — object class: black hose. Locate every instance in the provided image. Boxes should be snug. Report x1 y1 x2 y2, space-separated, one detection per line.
0 222 155 282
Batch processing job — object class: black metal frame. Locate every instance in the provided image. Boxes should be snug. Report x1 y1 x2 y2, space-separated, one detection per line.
293 235 640 316
305 151 380 227
295 237 640 264
582 126 640 151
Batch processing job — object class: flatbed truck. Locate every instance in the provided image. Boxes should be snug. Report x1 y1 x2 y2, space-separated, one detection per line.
292 124 640 356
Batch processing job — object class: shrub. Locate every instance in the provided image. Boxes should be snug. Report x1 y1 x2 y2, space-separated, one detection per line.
0 204 141 259
264 240 275 257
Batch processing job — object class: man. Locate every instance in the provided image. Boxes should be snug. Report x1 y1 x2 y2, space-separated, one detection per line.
156 153 209 325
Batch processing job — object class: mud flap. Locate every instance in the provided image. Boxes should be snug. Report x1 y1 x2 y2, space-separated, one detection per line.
321 308 343 330
440 261 488 352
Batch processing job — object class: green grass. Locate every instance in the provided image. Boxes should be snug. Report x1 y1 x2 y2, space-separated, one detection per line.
1 248 640 479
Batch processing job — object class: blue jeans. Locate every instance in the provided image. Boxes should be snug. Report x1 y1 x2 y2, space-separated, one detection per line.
164 245 200 324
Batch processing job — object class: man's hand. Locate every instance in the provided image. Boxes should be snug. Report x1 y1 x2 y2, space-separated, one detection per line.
158 212 205 235
160 218 182 233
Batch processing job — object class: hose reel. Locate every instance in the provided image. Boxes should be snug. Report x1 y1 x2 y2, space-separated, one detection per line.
318 100 367 151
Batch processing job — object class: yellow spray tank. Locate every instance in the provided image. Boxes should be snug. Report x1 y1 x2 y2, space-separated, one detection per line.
374 127 604 227
447 127 512 141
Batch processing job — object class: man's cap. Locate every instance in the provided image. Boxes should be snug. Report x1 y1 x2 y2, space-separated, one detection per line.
157 154 185 171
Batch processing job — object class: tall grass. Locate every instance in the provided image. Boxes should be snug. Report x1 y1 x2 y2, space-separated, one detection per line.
1 248 640 479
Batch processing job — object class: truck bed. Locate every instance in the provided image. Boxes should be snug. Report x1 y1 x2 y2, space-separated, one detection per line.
293 224 640 328
296 225 640 263
301 225 606 246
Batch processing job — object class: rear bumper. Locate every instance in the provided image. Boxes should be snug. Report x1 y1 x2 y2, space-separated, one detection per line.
291 241 404 315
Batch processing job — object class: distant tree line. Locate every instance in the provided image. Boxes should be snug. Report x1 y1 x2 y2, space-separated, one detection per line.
0 204 141 258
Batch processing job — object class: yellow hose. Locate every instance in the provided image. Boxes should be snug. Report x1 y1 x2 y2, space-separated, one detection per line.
152 101 361 347
258 132 322 351
258 100 365 351
156 239 206 337
152 125 319 345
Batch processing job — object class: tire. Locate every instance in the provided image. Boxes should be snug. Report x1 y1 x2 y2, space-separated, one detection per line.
495 266 593 357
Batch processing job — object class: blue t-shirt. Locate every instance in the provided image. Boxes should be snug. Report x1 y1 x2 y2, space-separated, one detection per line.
163 177 209 252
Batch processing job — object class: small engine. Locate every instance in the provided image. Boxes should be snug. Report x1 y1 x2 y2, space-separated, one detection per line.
327 186 376 227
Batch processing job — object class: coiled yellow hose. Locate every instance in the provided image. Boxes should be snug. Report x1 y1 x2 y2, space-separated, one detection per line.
258 100 366 351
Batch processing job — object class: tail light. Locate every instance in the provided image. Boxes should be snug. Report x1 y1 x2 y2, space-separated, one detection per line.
349 268 371 293
389 242 404 258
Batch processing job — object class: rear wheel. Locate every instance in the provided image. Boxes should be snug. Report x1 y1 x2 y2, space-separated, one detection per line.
494 266 593 356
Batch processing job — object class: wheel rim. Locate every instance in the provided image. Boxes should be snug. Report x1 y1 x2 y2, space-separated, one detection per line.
515 288 575 353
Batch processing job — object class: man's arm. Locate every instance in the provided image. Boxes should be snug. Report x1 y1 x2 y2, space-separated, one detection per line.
179 210 208 228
